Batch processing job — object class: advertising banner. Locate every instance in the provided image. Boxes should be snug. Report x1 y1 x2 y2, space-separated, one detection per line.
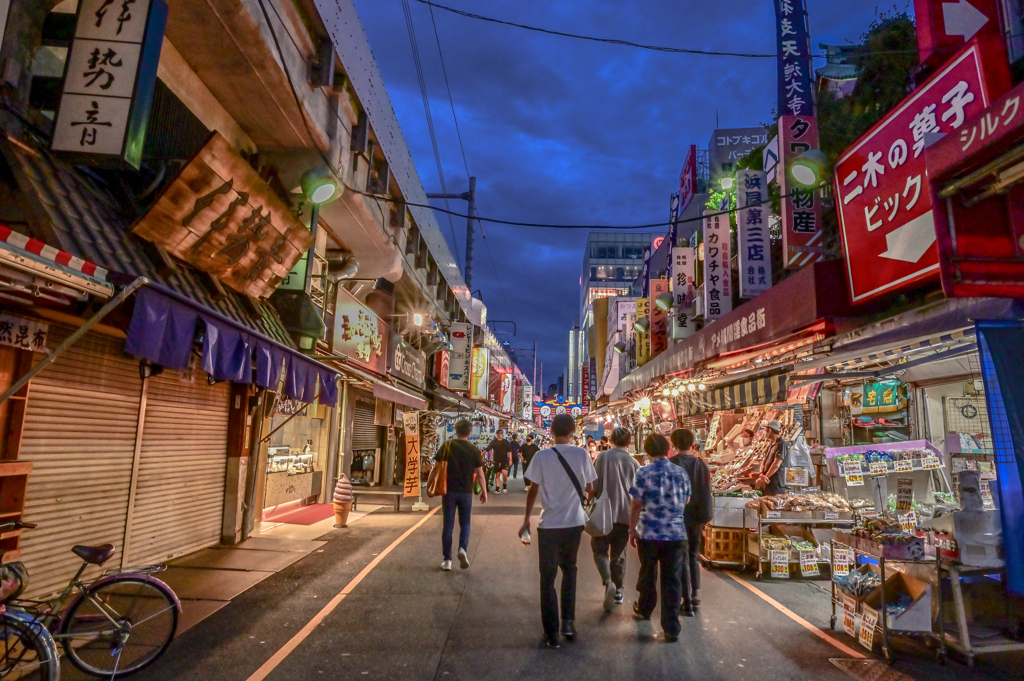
737 169 772 297
636 298 650 367
671 247 696 340
499 372 513 412
332 288 387 374
649 279 669 357
778 115 824 269
679 145 698 215
580 361 590 400
773 0 814 118
522 384 533 419
914 0 1000 68
702 211 732 321
434 350 450 389
448 322 473 390
402 414 420 498
470 347 489 401
834 44 994 302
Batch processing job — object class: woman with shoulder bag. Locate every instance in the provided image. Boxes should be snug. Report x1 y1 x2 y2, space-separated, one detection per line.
435 420 487 572
590 427 640 612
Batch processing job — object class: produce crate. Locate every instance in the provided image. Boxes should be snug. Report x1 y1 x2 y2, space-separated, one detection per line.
701 525 745 566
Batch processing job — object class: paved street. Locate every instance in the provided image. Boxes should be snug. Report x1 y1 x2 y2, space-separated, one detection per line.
125 477 1022 681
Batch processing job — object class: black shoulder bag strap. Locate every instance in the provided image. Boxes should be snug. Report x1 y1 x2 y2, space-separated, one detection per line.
552 446 585 507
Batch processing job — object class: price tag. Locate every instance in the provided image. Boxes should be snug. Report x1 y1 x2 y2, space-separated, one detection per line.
860 510 879 520
824 511 839 521
770 550 789 579
846 473 864 487
859 607 878 650
952 458 968 473
894 460 913 472
898 511 918 533
842 461 863 477
922 456 942 470
785 468 809 487
980 480 994 506
832 547 851 576
869 461 888 474
766 510 782 519
799 550 819 577
896 477 913 511
842 593 858 636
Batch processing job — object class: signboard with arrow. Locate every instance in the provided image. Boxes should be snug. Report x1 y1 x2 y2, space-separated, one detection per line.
914 0 1000 68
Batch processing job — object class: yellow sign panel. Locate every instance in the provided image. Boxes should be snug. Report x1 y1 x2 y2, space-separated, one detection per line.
470 347 489 401
636 298 650 367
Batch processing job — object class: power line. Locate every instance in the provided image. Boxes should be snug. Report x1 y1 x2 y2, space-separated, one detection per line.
401 0 461 265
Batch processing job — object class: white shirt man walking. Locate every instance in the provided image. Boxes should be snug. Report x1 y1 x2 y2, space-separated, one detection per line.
520 414 597 649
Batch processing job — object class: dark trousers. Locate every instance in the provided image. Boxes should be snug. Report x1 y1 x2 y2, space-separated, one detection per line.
591 523 630 589
683 521 705 605
441 492 473 561
538 526 584 640
636 539 686 638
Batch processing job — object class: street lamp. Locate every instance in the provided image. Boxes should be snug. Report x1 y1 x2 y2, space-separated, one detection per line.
634 317 650 334
613 341 627 354
719 177 734 190
655 293 673 312
790 149 830 187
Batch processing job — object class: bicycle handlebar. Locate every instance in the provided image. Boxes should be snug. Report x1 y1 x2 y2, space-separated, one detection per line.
0 521 36 532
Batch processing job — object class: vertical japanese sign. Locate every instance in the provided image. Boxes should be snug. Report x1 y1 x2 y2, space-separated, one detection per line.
737 169 772 297
636 298 650 367
51 0 168 168
669 193 680 252
679 145 698 215
580 362 590 400
522 384 533 419
641 246 652 297
774 0 814 118
499 373 514 412
702 210 732 321
402 414 420 498
588 357 597 398
671 247 696 340
649 279 669 357
779 116 824 269
834 44 994 302
434 350 450 389
470 347 489 401
448 322 473 390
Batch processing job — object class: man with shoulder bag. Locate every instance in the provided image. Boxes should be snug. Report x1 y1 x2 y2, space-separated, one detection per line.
590 427 639 611
434 420 487 572
520 414 597 649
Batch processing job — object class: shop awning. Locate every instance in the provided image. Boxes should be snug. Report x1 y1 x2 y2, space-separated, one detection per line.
125 286 338 405
787 368 823 404
427 383 477 412
708 329 826 371
373 381 427 411
675 369 788 416
0 222 115 299
826 328 975 371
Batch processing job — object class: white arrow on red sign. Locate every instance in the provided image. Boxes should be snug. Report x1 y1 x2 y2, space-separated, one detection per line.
879 213 938 263
943 0 989 41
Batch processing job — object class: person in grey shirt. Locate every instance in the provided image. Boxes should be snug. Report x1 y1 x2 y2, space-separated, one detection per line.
589 427 640 611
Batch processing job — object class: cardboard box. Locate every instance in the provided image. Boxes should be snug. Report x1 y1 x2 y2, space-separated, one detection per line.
862 572 932 633
759 500 813 520
767 523 819 561
712 496 749 528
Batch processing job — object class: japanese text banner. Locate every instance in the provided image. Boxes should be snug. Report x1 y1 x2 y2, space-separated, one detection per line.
737 169 772 297
703 210 732 321
774 0 814 117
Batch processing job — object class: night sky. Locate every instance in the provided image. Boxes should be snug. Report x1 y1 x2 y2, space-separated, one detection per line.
351 0 896 387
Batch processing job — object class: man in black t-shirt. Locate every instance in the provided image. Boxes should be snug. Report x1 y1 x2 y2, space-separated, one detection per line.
519 435 540 491
485 431 513 494
509 435 522 478
437 419 487 571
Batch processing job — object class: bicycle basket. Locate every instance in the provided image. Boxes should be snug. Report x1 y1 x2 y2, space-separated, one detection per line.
0 562 28 602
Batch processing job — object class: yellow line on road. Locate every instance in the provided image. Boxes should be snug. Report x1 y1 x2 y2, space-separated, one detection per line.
721 570 866 659
246 506 441 681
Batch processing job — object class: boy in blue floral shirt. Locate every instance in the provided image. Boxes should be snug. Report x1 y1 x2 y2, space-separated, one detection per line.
628 433 692 640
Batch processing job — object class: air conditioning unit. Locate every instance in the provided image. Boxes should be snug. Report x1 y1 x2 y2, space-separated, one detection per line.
694 286 706 319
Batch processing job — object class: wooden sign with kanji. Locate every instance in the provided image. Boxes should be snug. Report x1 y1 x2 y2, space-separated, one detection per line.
132 132 314 299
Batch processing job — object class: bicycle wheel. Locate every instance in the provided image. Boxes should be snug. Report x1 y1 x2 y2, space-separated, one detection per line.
0 610 57 680
60 576 178 677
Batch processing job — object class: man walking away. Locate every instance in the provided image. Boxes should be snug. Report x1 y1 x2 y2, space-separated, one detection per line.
437 420 487 571
520 435 540 491
591 427 639 611
520 414 596 648
485 431 512 494
670 429 713 611
509 435 522 479
629 434 691 642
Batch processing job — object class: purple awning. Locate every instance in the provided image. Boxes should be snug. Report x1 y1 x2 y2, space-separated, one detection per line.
125 286 337 405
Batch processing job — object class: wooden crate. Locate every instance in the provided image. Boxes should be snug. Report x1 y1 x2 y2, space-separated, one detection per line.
701 524 745 565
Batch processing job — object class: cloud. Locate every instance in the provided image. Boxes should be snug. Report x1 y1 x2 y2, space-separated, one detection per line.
351 0 903 380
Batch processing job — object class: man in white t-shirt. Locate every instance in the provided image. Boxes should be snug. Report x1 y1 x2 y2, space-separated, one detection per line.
520 414 597 649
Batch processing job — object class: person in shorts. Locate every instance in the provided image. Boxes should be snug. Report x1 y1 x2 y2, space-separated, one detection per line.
485 431 512 494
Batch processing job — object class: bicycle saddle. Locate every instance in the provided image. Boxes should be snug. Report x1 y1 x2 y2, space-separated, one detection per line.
72 544 115 565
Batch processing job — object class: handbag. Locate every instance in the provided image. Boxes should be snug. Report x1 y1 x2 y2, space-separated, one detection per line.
552 446 611 536
426 442 450 498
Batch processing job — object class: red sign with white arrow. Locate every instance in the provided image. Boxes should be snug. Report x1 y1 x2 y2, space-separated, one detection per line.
834 43 996 303
914 0 1000 68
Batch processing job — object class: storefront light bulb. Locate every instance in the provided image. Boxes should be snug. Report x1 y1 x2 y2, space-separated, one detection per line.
671 388 680 396
639 416 646 423
719 177 734 190
687 384 696 392
662 388 671 396
412 313 424 327
698 383 706 390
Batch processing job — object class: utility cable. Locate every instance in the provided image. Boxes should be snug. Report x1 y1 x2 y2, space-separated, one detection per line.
401 0 462 266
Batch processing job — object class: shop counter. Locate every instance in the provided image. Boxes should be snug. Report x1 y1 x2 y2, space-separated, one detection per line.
265 470 315 508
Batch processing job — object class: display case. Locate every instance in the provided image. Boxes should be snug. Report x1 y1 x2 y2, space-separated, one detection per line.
266 445 315 475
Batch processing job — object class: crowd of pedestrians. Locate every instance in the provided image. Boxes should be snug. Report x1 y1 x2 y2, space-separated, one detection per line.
432 415 713 646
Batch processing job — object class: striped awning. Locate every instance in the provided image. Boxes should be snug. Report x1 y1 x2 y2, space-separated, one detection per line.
827 328 976 371
787 367 823 404
710 332 826 371
677 370 788 416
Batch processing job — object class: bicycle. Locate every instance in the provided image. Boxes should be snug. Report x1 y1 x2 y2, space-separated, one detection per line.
1 521 180 678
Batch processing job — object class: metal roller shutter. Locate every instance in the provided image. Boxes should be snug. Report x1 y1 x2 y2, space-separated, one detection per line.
19 325 140 598
124 369 229 565
351 397 379 450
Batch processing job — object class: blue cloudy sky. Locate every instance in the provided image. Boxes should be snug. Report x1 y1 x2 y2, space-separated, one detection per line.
350 0 908 388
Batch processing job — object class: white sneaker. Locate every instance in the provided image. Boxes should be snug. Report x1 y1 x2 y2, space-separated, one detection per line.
441 560 452 571
493 488 501 495
458 548 471 570
603 581 616 612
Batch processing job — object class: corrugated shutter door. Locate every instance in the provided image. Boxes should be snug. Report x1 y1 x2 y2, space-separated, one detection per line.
351 398 378 450
125 369 229 565
19 326 139 598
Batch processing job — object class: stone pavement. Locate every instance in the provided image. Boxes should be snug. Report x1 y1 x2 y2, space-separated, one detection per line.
127 476 1023 681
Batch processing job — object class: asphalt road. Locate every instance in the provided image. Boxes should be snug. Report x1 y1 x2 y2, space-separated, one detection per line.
131 475 1024 681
